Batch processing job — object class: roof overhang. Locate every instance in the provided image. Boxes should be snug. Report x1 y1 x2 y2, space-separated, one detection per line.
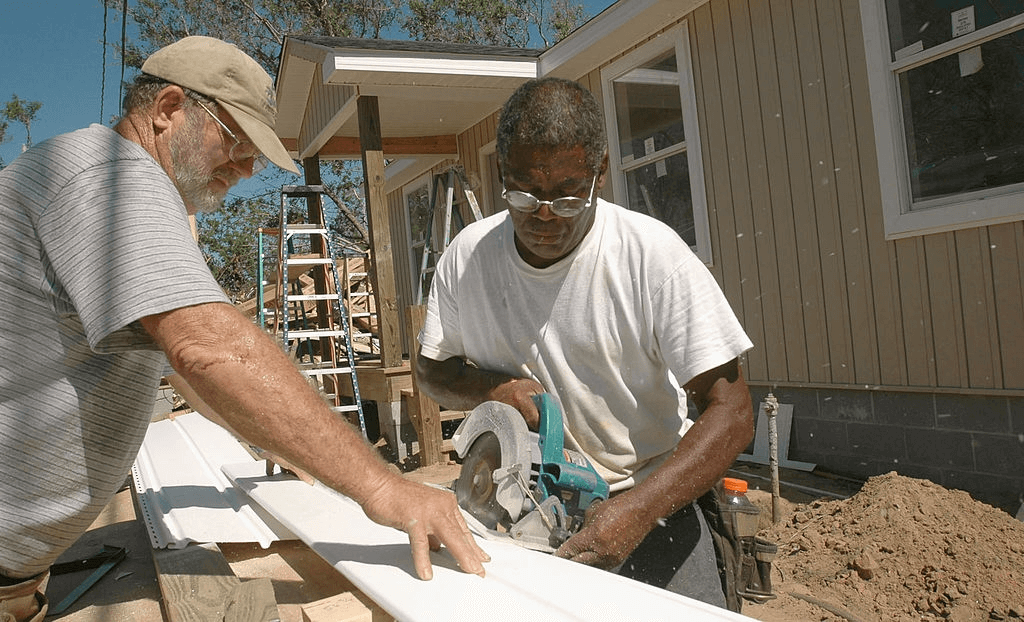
276 37 540 162
539 0 710 78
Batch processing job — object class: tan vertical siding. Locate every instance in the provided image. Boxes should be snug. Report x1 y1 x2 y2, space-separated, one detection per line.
841 0 907 387
896 238 938 387
956 228 1000 389
747 0 808 383
925 234 967 387
990 222 1024 388
691 0 1023 392
692 5 745 363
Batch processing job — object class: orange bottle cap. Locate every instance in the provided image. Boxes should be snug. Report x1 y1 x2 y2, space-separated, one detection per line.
722 477 748 494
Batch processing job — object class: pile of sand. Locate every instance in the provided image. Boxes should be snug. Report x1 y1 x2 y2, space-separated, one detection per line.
746 472 1024 622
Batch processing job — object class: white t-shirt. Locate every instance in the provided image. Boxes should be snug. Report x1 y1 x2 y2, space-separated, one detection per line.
419 199 752 489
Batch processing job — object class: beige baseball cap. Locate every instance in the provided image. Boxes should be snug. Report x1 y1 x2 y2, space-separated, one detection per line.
142 36 299 174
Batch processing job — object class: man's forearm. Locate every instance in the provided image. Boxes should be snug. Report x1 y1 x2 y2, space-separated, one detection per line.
416 354 516 409
629 361 753 521
142 303 393 506
628 404 751 522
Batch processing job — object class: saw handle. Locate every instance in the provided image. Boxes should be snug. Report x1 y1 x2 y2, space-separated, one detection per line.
531 393 610 519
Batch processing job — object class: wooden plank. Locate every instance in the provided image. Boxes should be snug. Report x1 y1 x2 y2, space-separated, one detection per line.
404 304 442 466
224 578 280 622
333 363 412 402
154 543 281 622
359 96 403 367
924 233 966 387
748 0 803 383
281 135 459 157
301 592 392 622
152 543 242 622
896 237 937 386
692 5 742 324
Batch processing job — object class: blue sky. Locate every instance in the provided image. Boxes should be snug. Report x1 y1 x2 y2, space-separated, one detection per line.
1 0 615 170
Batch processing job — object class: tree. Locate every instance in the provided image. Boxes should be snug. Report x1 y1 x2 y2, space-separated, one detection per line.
403 0 583 47
105 0 587 296
0 119 9 168
2 94 43 153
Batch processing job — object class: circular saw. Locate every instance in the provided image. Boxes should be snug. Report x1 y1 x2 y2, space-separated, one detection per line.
453 393 610 552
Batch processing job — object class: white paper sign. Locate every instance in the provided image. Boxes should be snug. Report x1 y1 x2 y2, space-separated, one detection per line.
644 136 655 157
656 159 668 178
959 46 983 76
952 6 975 37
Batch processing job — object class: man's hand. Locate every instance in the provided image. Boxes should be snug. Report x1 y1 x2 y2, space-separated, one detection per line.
484 377 545 430
554 491 654 569
361 475 491 580
415 354 546 429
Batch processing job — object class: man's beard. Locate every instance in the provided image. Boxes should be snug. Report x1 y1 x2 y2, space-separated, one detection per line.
169 110 233 214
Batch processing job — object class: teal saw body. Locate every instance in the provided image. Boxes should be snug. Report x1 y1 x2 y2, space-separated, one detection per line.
453 393 609 552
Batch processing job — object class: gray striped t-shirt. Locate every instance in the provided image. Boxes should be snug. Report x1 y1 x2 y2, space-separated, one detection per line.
0 124 229 575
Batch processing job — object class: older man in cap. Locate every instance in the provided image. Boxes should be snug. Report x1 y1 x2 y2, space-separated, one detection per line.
0 36 488 621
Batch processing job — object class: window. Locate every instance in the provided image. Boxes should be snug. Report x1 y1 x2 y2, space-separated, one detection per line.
861 0 1024 237
403 174 433 303
601 24 711 262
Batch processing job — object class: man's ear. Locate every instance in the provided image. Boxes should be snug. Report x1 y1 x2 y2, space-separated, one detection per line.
596 150 610 189
151 85 188 134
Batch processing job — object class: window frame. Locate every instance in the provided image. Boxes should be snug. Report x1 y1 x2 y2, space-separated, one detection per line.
860 0 1024 239
402 172 433 302
600 22 712 263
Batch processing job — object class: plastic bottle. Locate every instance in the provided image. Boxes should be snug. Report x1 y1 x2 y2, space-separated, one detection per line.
722 477 759 539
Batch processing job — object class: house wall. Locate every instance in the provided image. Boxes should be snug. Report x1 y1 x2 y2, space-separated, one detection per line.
388 0 1024 513
684 0 1024 513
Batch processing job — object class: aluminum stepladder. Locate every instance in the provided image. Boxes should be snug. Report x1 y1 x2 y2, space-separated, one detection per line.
415 167 483 304
267 185 367 438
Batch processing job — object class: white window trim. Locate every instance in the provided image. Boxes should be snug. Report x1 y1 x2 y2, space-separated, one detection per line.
402 173 433 298
860 0 1024 239
600 22 713 264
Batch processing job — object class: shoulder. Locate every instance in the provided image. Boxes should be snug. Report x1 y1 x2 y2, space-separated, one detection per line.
447 210 510 253
597 199 696 263
14 125 165 192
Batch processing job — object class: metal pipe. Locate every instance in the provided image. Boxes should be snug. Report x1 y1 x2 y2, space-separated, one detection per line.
765 393 781 523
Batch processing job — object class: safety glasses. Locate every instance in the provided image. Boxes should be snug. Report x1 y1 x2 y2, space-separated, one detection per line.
196 101 268 174
502 176 597 217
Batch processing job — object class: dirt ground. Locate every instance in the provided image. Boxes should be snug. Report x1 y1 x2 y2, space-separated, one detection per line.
741 471 1024 622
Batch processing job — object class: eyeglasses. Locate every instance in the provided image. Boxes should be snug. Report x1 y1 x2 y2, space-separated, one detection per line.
195 101 268 174
502 176 597 217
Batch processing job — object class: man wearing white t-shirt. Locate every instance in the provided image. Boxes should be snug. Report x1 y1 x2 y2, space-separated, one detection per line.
417 77 754 609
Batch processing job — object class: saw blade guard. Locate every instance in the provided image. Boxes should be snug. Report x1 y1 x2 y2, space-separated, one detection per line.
452 400 539 522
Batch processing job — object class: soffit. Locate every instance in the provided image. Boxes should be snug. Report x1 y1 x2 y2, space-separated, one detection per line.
276 37 541 160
